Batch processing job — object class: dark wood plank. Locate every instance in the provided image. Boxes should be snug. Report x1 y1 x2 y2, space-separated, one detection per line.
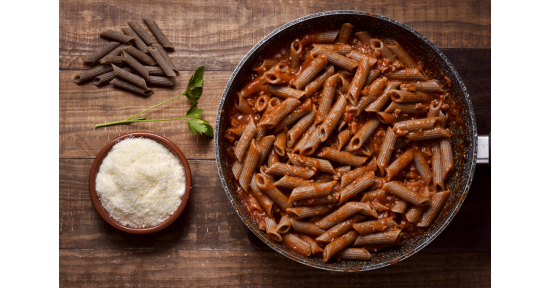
59 0 491 70
59 49 490 159
59 249 490 287
60 159 490 251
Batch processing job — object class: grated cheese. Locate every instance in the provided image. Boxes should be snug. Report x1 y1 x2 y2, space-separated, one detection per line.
95 137 186 228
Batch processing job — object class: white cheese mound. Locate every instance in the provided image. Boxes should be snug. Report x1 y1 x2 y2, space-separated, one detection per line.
96 137 186 228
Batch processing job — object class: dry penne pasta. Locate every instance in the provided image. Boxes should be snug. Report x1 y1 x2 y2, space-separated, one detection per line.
84 42 121 65
122 46 157 66
110 78 154 96
100 29 134 43
143 18 174 49
120 27 149 53
127 20 157 44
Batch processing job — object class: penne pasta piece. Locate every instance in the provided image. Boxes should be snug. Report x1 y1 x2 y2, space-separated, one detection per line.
288 153 335 174
337 171 375 205
385 68 428 81
258 98 301 129
143 18 174 49
239 139 261 192
376 112 397 124
414 80 444 92
238 77 267 98
316 214 365 243
143 65 166 76
93 67 133 86
338 74 352 94
83 42 121 65
336 23 354 44
282 233 312 257
390 198 408 213
290 218 327 237
121 27 149 53
290 39 303 70
98 43 131 63
127 20 157 44
255 94 270 112
289 181 337 202
315 201 362 229
304 65 335 97
366 69 381 85
323 230 359 262
316 73 340 124
273 98 312 133
294 193 340 207
293 55 328 90
336 129 351 150
297 234 324 254
252 58 278 72
267 149 279 167
405 206 424 223
369 38 396 61
346 50 377 67
276 213 292 234
440 111 449 128
267 85 305 99
348 58 370 105
100 55 125 65
383 181 431 207
122 46 157 66
74 65 114 84
264 163 315 179
306 30 339 43
300 126 323 156
355 31 372 44
360 189 387 203
121 50 150 81
313 44 352 54
348 118 381 151
338 248 371 260
312 47 359 71
365 80 401 112
110 78 154 96
266 217 282 242
377 127 396 176
255 173 293 211
427 101 442 118
353 202 378 217
353 217 398 235
286 205 332 219
273 175 313 189
287 108 316 148
393 117 440 135
100 29 134 43
440 138 454 180
291 123 316 154
406 127 451 141
147 76 174 86
273 130 287 157
413 148 432 186
316 147 368 167
385 102 429 114
259 166 275 183
386 148 414 180
340 159 377 188
319 93 347 141
417 191 451 227
384 39 418 68
432 142 445 191
257 135 276 166
389 90 429 103
234 120 257 162
112 64 147 89
250 176 275 217
354 229 401 246
147 46 177 77
151 43 179 76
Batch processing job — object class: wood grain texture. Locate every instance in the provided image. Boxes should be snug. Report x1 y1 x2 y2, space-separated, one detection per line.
59 49 490 159
60 249 490 287
59 0 491 71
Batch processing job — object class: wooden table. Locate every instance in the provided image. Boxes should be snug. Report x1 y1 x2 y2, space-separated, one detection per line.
59 0 491 286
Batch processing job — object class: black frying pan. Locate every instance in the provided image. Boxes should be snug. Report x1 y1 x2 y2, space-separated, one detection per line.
215 11 478 271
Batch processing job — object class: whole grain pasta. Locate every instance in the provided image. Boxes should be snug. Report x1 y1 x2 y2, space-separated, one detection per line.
143 18 174 49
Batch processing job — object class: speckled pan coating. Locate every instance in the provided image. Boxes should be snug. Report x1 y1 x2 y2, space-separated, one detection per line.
215 11 477 272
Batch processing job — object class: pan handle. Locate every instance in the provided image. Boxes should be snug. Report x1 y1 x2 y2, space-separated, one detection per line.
477 132 490 166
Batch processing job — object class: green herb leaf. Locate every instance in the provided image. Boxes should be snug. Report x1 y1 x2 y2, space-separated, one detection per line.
185 105 203 119
187 118 209 135
187 66 204 89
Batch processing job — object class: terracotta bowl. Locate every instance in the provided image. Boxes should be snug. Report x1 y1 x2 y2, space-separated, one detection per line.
88 132 192 234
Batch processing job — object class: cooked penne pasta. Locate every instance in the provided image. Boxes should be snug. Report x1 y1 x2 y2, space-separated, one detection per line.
307 30 339 43
286 205 332 219
384 39 417 68
340 159 377 188
252 58 279 72
338 74 352 93
432 142 445 191
273 130 287 157
417 191 451 227
267 85 305 99
273 175 313 189
353 217 398 235
413 148 433 186
390 198 408 213
250 176 275 217
405 206 424 223
415 80 443 92
338 248 371 260
258 98 301 128
318 92 347 141
257 135 276 166
315 202 363 229
312 47 359 71
338 171 375 205
264 163 315 179
255 173 293 211
385 102 429 114
376 112 397 124
355 31 372 44
354 229 401 246
287 108 316 148
440 138 454 180
317 147 368 166
365 81 401 112
385 68 428 81
276 213 292 234
393 117 439 134
293 193 340 207
266 217 282 242
316 214 365 243
313 44 352 54
389 90 429 103
273 99 312 133
289 181 337 202
348 58 370 105
290 39 303 70
299 126 323 156
316 74 340 124
288 153 335 174
290 218 327 237
405 127 451 141
282 233 312 257
377 127 397 176
348 119 381 151
386 148 414 180
291 123 316 154
304 65 335 97
427 101 442 118
346 50 377 66
336 129 351 150
369 38 396 61
360 189 387 203
234 120 257 162
298 234 324 254
293 55 328 90
239 139 261 192
383 181 431 207
323 230 359 262
336 23 354 44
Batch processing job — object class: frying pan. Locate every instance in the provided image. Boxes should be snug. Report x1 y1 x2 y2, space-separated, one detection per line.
215 11 480 271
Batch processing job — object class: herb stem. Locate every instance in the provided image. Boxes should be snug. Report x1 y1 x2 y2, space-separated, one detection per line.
125 93 185 121
95 117 190 128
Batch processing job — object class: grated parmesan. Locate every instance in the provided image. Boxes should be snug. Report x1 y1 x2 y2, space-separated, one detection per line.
95 137 186 228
